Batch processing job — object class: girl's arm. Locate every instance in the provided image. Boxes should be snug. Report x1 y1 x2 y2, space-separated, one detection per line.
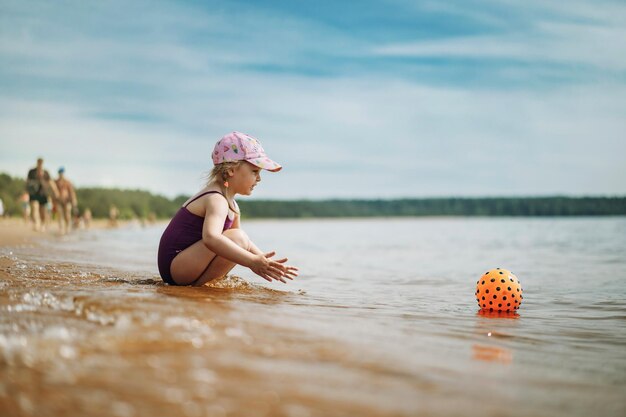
201 195 286 281
231 207 263 256
232 206 299 281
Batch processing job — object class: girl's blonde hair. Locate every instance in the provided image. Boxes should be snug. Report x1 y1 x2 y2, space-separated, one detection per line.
205 161 241 214
207 161 241 185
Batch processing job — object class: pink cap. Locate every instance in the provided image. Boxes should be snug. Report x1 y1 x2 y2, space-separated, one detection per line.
212 131 282 172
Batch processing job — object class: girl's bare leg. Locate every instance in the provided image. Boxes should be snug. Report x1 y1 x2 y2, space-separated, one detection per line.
170 229 251 286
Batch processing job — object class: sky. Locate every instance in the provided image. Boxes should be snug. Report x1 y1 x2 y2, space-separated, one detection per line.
1 0 625 199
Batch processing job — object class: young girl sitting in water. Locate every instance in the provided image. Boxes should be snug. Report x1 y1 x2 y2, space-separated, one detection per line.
158 131 299 286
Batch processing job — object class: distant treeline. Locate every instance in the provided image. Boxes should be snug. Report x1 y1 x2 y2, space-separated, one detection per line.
238 197 626 217
1 172 625 218
75 188 188 219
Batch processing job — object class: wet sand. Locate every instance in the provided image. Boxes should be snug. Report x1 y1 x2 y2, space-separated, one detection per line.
0 258 424 417
0 217 125 247
0 218 46 247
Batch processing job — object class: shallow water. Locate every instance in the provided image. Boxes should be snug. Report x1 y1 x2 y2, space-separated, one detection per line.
1 217 625 417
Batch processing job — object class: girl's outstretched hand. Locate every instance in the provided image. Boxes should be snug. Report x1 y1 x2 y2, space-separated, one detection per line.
273 256 299 282
249 251 299 283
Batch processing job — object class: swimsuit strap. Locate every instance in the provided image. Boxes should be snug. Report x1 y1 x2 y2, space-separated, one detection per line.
183 191 225 208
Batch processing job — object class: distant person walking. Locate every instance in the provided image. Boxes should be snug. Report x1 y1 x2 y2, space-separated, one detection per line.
83 208 92 229
109 205 119 227
26 158 58 231
55 167 78 235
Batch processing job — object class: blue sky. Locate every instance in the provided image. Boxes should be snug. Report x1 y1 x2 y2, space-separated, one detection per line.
1 0 625 199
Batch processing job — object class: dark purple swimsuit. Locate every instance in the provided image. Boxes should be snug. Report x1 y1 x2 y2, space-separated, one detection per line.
158 191 234 285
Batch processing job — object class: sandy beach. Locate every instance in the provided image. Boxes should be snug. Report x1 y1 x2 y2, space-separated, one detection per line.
0 217 126 248
0 218 46 248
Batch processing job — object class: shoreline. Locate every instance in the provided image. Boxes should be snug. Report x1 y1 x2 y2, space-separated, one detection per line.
0 217 129 248
0 217 42 248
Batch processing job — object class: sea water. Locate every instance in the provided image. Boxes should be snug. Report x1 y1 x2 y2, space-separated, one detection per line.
1 217 625 416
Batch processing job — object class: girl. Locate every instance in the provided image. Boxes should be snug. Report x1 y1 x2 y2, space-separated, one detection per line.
157 131 298 286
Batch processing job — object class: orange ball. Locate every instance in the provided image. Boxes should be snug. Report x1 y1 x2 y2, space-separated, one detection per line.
476 268 523 312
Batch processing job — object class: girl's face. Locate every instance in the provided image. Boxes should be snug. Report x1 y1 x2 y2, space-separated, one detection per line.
230 161 261 195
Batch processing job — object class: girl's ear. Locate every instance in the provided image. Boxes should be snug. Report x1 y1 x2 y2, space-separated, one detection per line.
226 168 234 178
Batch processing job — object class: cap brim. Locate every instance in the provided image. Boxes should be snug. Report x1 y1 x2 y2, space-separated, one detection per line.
247 157 282 172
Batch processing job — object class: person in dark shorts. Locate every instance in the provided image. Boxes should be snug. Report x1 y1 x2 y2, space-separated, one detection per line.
26 158 58 231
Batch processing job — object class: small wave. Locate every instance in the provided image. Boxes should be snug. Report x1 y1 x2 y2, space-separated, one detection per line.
97 276 163 286
204 275 291 296
580 302 626 316
206 275 255 290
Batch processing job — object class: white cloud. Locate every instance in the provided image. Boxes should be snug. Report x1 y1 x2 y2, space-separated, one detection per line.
2 76 625 198
372 20 626 71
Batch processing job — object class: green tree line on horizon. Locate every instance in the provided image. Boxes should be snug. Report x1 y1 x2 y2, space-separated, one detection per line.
1 172 626 219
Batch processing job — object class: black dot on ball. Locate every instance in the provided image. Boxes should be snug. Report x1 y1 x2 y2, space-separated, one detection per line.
496 287 501 291
490 308 493 312
510 278 514 282
477 289 480 294
499 271 503 274
482 296 485 300
493 295 497 299
486 289 489 294
497 268 501 270
498 304 502 308
508 287 511 291
486 271 490 274
489 301 493 305
482 281 485 285
500 279 505 283
490 278 495 282
514 300 518 303
507 303 511 306
483 304 486 308
503 296 507 300
477 281 479 285
517 288 519 292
